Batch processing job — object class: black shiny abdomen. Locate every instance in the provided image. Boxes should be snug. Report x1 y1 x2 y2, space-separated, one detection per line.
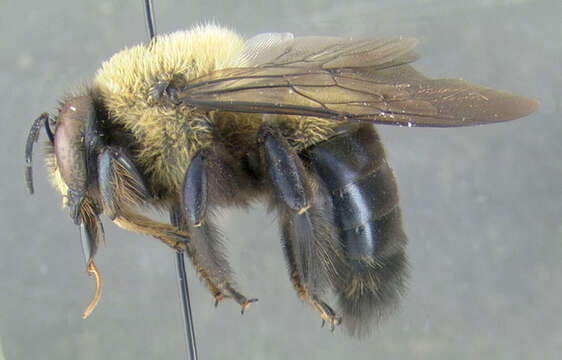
306 124 408 336
309 124 404 259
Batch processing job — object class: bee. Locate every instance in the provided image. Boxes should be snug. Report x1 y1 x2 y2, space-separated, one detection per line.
25 24 538 336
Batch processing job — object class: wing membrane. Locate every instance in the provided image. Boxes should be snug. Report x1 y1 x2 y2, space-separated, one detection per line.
175 35 538 127
177 66 538 127
239 34 419 69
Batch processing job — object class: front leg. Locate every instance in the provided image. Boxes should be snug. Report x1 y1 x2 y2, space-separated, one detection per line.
78 147 190 319
97 147 190 249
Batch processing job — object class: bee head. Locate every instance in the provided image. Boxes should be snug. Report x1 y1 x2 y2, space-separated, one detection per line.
26 94 105 264
51 96 97 223
25 94 106 269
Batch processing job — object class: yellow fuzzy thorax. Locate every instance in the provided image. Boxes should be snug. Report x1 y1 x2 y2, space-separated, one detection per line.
93 24 244 103
91 25 246 193
90 24 340 196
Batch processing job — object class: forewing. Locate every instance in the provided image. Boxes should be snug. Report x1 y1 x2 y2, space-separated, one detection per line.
173 34 537 126
176 65 538 127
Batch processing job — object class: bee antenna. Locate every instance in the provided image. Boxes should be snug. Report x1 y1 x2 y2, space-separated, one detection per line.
25 113 51 194
142 1 199 359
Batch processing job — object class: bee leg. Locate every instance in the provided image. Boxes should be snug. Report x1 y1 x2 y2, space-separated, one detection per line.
260 125 342 328
307 124 409 337
112 211 189 250
171 214 230 307
286 247 342 329
181 148 256 311
172 209 227 306
97 147 190 249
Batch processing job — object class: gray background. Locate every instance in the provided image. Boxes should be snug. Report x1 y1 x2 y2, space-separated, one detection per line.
2 0 561 359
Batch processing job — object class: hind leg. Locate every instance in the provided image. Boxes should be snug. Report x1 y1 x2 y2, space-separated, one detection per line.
306 124 409 336
259 124 344 328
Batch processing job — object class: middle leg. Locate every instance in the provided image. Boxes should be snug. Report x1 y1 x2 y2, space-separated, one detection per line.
179 145 257 312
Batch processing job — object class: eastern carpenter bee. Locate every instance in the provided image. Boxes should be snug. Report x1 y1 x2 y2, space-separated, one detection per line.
25 24 538 336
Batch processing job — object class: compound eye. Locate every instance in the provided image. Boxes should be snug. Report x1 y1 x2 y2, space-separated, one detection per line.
54 96 94 194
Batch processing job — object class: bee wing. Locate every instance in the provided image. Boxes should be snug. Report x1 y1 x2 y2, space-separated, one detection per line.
237 33 420 69
175 35 538 127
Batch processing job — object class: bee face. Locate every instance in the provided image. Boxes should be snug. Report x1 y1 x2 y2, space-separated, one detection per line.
50 97 93 211
15 1 556 359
